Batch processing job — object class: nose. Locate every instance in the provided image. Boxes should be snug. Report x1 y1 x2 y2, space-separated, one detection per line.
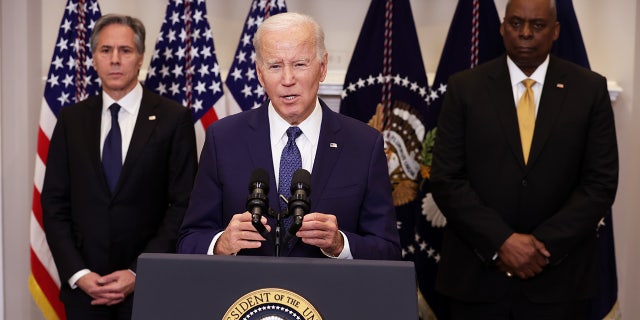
520 22 533 38
281 64 295 86
110 49 121 64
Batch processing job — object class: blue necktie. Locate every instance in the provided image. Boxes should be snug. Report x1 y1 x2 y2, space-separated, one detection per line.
103 103 122 193
279 127 303 217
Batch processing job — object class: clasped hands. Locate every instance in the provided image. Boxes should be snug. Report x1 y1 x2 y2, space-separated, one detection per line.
214 212 344 256
77 270 135 306
496 233 550 280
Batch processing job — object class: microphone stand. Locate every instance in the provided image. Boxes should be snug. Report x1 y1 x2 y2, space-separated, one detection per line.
268 207 288 257
274 210 282 257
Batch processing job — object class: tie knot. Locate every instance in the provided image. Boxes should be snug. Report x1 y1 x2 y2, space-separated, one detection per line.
286 126 302 141
109 103 121 117
522 79 535 89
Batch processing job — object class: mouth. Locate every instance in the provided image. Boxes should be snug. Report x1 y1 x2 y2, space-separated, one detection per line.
282 95 298 101
515 46 535 53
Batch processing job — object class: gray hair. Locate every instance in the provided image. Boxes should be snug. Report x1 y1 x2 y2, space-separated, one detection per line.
253 12 327 63
505 0 557 20
90 14 146 54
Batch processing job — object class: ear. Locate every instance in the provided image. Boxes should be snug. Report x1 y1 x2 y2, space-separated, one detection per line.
256 63 265 88
137 53 144 70
552 21 560 41
499 20 505 38
319 52 328 82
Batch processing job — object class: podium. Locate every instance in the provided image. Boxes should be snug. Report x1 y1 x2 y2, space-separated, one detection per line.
132 253 418 319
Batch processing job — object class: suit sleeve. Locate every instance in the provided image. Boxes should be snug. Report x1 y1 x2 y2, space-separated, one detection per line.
430 75 515 264
532 75 618 264
41 110 87 282
177 124 225 254
137 107 198 264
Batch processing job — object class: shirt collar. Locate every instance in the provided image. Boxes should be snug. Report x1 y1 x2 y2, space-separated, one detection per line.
268 99 323 143
507 55 550 87
102 82 143 115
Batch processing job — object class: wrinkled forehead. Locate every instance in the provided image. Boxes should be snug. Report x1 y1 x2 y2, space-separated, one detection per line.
258 29 317 60
505 0 555 21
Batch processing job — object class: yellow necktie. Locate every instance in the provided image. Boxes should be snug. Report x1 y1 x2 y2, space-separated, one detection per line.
517 79 536 164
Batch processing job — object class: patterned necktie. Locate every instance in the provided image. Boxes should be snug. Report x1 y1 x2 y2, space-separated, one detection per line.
103 103 122 193
517 79 536 164
279 126 303 214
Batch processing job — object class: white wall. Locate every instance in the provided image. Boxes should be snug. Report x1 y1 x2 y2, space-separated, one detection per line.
0 1 4 318
1 0 43 319
1 0 637 319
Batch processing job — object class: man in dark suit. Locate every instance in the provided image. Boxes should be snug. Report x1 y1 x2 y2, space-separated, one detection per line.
41 14 197 319
177 12 400 260
430 0 618 318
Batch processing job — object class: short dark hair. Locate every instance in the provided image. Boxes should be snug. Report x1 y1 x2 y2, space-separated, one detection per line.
90 14 146 54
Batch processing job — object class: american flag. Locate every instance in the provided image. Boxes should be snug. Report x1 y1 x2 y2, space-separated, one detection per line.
145 0 224 150
223 0 287 112
29 0 102 319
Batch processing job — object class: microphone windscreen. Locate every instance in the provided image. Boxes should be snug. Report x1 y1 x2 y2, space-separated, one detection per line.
249 168 270 191
291 169 311 192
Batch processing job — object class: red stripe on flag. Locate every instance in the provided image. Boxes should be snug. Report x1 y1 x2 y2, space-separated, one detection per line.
32 187 44 229
30 249 65 318
37 127 51 163
199 107 219 131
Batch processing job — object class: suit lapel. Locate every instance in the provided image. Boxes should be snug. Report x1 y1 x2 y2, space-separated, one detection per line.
83 96 110 192
114 89 159 195
487 58 527 168
245 103 279 206
310 101 342 208
528 56 568 167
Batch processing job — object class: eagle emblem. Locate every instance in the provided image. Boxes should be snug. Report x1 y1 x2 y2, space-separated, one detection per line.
368 101 425 206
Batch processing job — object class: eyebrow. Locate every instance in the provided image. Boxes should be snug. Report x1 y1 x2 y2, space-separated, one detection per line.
98 44 136 50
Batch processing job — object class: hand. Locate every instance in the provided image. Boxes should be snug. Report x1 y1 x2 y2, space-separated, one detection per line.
497 233 550 279
214 212 271 255
76 272 109 303
297 212 344 256
77 270 135 306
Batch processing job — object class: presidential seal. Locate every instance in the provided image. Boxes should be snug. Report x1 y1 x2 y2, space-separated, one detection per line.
368 101 425 206
223 288 322 320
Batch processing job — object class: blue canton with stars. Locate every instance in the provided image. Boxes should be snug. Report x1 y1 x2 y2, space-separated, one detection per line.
145 0 224 123
225 0 287 111
44 0 102 116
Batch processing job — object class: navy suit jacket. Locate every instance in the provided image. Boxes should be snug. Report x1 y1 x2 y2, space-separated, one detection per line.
431 55 618 303
42 87 198 302
178 100 401 259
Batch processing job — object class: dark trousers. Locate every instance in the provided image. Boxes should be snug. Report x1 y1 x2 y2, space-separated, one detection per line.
64 294 134 320
448 282 587 320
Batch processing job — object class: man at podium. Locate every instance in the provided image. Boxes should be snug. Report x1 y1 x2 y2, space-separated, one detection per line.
177 12 400 260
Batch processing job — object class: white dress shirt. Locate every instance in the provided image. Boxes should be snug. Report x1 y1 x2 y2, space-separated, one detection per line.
507 54 550 116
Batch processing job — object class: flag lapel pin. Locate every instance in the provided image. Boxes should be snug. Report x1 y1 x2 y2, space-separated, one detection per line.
148 115 157 120
556 83 565 89
330 143 338 148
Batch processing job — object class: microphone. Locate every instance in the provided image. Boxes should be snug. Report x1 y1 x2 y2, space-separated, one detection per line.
286 169 311 241
247 168 271 241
